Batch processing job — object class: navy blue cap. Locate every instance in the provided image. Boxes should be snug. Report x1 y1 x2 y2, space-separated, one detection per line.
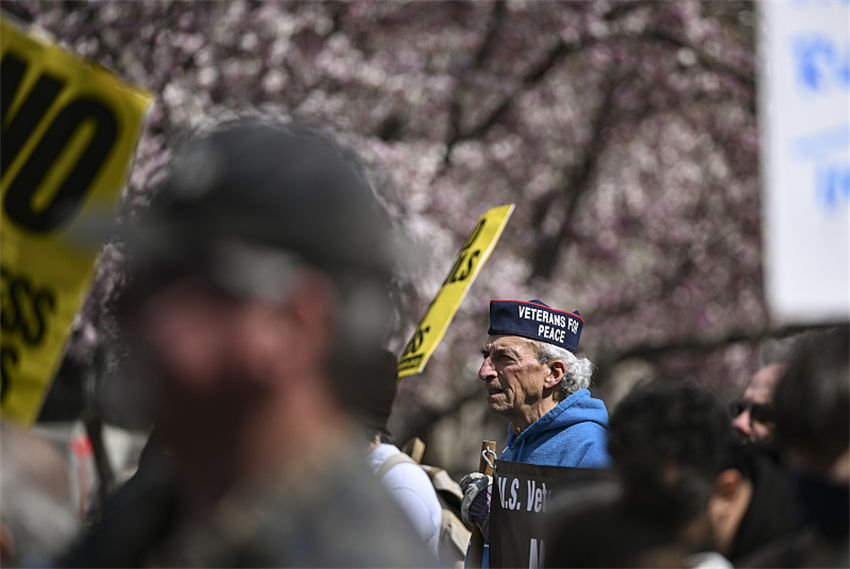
488 299 583 353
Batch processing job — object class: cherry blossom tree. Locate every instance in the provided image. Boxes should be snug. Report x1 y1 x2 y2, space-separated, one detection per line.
4 0 829 471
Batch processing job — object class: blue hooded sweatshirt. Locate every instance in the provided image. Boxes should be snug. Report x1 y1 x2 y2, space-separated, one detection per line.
468 389 610 568
499 388 610 468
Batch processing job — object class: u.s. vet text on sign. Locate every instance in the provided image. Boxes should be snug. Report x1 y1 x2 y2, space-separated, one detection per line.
490 460 610 568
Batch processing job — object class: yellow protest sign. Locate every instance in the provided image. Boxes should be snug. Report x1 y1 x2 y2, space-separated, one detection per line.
398 204 515 378
1 15 153 426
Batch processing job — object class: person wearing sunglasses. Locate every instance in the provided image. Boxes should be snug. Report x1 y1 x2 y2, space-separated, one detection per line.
731 363 785 444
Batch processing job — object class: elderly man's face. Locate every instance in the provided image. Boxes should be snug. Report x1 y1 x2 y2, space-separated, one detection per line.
479 335 555 430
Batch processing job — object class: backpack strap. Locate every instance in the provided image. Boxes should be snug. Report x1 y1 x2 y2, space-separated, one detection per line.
376 451 417 480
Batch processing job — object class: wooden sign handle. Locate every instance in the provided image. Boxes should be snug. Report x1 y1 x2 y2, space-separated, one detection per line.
468 440 497 569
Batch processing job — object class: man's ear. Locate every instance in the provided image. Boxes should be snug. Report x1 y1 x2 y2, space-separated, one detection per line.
544 359 566 390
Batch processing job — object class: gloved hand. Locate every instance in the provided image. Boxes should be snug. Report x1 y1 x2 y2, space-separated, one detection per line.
460 472 492 540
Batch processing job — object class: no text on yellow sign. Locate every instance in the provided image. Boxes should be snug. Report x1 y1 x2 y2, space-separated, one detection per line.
398 204 515 378
1 15 152 425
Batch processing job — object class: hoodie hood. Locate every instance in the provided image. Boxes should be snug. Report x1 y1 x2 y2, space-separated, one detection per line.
501 389 610 468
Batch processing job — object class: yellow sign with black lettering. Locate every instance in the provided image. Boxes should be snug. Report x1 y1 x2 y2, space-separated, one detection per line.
1 15 152 426
398 204 515 378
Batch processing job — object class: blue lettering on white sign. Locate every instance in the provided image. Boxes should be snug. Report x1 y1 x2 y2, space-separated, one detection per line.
793 34 850 93
816 161 850 210
793 124 850 159
791 125 850 211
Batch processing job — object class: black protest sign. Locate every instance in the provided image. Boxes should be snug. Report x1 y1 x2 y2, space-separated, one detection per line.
489 460 608 568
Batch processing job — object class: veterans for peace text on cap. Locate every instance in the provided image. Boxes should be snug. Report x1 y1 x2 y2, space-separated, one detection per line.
488 299 583 353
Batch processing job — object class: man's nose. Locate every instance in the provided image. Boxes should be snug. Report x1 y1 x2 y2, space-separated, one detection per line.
732 409 752 439
479 357 496 381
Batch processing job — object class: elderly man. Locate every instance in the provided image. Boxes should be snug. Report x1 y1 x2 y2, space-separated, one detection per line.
461 299 610 563
600 382 800 569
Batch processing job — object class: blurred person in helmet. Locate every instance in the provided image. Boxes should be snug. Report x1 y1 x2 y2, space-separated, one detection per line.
109 117 432 567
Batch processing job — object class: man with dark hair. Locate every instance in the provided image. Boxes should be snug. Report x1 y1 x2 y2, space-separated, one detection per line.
107 117 432 567
609 383 739 532
773 326 849 480
731 338 796 445
603 382 798 567
745 325 849 568
359 350 443 557
731 363 784 443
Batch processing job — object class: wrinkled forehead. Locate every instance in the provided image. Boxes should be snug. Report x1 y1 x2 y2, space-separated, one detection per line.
485 334 540 356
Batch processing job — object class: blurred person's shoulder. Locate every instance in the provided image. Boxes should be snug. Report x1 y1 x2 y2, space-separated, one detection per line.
156 435 436 567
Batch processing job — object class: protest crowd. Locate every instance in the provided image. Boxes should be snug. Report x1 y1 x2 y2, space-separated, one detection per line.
1 113 846 569
1 3 849 569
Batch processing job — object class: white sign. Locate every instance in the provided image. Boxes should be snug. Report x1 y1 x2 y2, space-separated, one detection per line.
759 0 850 323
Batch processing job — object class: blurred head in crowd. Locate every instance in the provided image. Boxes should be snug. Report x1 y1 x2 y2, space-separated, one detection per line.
0 422 79 567
773 325 849 545
545 500 689 568
773 325 849 481
356 348 399 445
731 363 784 443
117 117 395 511
609 382 749 556
479 300 592 433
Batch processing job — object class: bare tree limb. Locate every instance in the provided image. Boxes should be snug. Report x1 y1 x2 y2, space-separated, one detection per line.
466 40 572 143
528 75 619 280
473 0 507 67
645 27 755 89
603 0 655 22
598 321 844 369
440 0 653 166
442 1 507 165
440 17 754 167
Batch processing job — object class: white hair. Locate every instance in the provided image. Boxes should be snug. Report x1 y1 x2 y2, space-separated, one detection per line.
535 341 594 397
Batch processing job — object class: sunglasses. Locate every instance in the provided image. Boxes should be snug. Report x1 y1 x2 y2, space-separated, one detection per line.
730 400 774 424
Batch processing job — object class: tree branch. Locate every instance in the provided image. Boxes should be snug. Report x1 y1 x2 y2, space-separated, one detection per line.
442 1 507 165
473 0 507 67
528 75 618 280
598 321 843 369
646 27 754 89
465 39 572 144
603 0 654 22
